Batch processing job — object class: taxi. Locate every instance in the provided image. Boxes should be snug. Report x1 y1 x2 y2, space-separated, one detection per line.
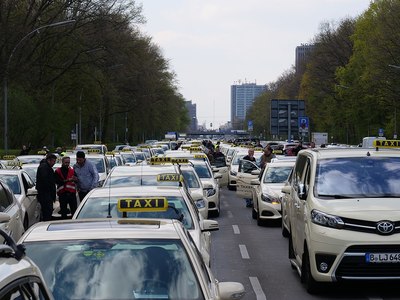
0 215 53 300
75 143 108 154
228 148 262 190
72 185 218 266
103 158 209 218
250 159 295 226
282 141 400 293
20 218 245 300
0 168 41 230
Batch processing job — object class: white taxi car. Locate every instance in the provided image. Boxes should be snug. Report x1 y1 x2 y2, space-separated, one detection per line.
228 148 262 190
0 169 41 230
282 142 400 293
0 215 53 299
251 159 295 226
20 218 245 300
72 185 218 266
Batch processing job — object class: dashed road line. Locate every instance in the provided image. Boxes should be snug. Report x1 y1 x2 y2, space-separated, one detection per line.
232 225 240 234
249 277 267 300
239 244 250 259
226 210 234 218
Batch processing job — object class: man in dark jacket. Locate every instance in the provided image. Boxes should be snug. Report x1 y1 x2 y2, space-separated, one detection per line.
36 153 57 221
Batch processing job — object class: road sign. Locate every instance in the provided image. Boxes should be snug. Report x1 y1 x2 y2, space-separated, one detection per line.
248 120 253 132
379 128 384 137
298 116 309 133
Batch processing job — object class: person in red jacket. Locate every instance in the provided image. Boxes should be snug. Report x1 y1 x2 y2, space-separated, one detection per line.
55 156 78 219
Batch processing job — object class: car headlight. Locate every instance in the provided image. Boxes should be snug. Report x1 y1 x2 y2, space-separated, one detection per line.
311 209 344 229
205 188 216 197
261 193 280 204
230 170 237 176
195 199 206 209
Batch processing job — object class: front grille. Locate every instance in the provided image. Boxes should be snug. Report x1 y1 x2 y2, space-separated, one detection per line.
341 217 400 236
335 244 400 280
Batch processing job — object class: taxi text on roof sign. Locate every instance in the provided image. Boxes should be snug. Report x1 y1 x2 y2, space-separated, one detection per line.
171 158 189 164
117 197 168 212
150 157 172 164
157 173 183 182
373 139 400 148
88 149 100 153
193 154 207 159
3 155 16 160
7 161 22 166
189 147 203 153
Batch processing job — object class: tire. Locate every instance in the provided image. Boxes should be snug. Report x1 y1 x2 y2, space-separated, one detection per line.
302 249 321 294
288 234 295 259
256 209 264 226
252 207 257 219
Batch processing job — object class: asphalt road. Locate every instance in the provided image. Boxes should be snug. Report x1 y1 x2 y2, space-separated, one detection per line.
210 187 400 300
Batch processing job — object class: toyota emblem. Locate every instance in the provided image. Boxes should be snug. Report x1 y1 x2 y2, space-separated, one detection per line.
376 221 394 235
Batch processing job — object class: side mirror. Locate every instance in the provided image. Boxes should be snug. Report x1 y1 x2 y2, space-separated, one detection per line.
214 173 223 179
250 179 260 185
27 187 38 196
251 169 260 176
201 219 219 232
218 282 246 300
281 185 291 194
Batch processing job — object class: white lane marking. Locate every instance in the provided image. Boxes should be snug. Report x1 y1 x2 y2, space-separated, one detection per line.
232 225 240 234
227 210 234 218
368 297 383 300
249 277 267 300
239 244 250 259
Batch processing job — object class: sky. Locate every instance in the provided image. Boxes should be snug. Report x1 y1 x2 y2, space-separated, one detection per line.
138 0 372 129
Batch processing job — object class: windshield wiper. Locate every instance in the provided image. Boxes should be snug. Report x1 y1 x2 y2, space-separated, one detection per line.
317 194 357 199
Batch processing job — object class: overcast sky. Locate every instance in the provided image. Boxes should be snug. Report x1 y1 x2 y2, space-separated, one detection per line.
138 0 372 129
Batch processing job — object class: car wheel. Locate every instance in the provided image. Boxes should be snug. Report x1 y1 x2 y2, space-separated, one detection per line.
252 207 257 219
288 233 295 260
301 248 321 294
256 208 264 226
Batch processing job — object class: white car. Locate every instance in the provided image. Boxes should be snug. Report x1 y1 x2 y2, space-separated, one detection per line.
0 215 53 299
190 159 222 217
72 185 218 266
282 145 400 293
228 149 262 190
0 179 24 243
251 160 295 226
0 169 40 230
20 218 244 300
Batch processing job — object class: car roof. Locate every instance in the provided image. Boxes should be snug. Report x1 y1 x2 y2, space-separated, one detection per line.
20 218 181 242
88 186 184 197
267 160 296 167
109 165 177 176
302 147 400 159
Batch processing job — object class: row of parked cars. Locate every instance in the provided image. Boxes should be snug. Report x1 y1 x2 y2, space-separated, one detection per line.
0 140 245 299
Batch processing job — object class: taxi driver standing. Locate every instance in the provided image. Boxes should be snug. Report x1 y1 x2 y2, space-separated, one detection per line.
55 156 78 219
73 151 99 201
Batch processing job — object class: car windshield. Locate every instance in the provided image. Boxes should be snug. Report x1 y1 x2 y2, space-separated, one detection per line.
315 157 400 198
103 176 180 187
0 174 21 194
75 196 193 229
24 239 204 300
181 170 201 188
134 152 146 161
17 156 44 164
71 157 105 173
121 153 136 163
263 166 293 183
192 164 212 179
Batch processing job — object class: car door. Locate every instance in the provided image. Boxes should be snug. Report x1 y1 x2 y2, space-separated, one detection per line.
0 182 24 242
22 172 40 225
211 157 228 187
236 160 260 199
291 155 310 261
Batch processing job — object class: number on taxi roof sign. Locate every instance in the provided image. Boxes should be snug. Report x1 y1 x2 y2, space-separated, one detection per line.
117 197 168 212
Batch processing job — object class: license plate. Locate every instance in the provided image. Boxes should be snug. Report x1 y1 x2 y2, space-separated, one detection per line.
366 253 400 263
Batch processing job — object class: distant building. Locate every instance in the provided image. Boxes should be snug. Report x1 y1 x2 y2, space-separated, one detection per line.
231 82 266 129
295 44 314 73
185 100 197 132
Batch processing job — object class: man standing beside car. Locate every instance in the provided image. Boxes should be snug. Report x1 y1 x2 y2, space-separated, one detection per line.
36 153 57 221
73 151 99 201
242 148 256 207
55 156 78 219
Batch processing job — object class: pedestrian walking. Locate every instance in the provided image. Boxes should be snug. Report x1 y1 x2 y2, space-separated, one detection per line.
36 153 57 221
73 151 99 201
55 156 78 219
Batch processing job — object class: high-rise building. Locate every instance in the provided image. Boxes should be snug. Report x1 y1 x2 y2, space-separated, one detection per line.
185 100 197 131
295 44 314 73
231 82 266 129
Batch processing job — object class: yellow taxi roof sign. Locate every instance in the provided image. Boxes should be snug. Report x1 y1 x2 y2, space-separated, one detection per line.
88 149 101 153
171 158 189 164
37 150 47 155
7 161 22 167
105 151 114 155
193 154 207 159
150 157 172 164
3 155 16 160
117 197 168 212
273 149 283 154
157 173 183 182
373 139 400 148
189 147 202 153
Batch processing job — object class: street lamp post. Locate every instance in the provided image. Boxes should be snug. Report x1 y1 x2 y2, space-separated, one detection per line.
3 19 75 152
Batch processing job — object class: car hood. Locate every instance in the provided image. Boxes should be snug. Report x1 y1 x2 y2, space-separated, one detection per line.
315 197 400 221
